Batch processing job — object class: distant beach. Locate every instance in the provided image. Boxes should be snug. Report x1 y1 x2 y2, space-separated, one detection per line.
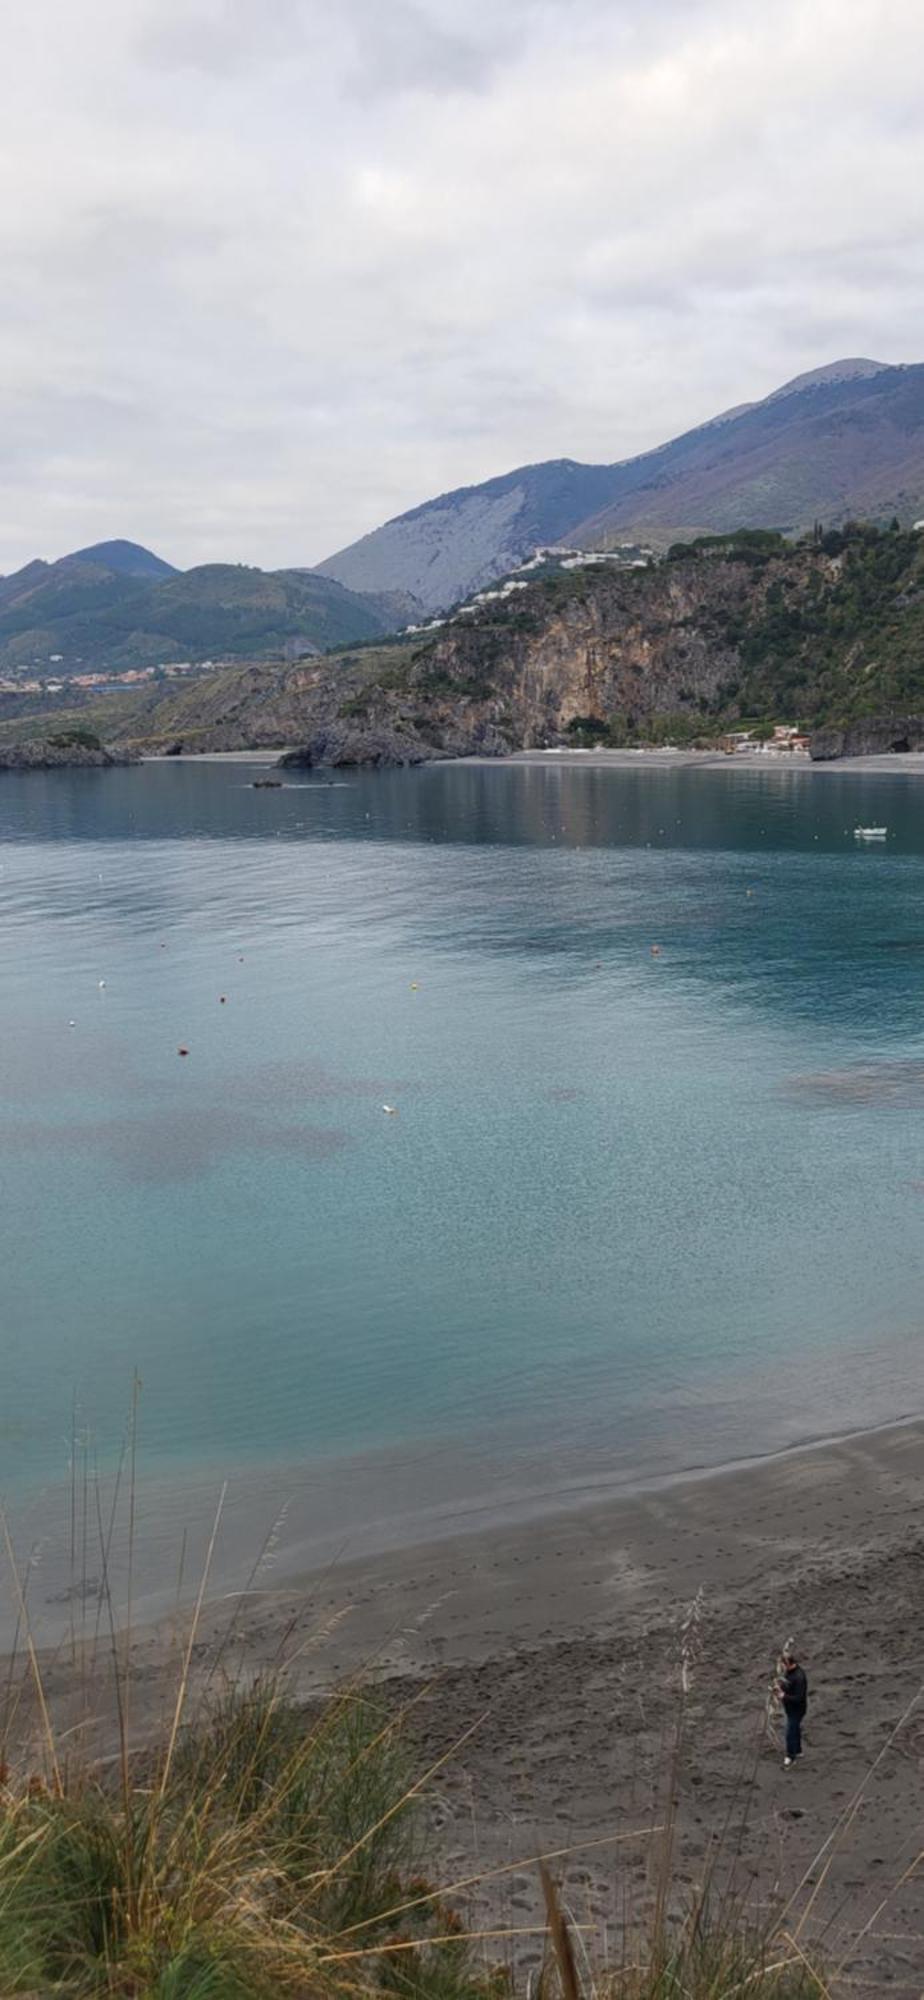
491 746 924 774
150 745 924 774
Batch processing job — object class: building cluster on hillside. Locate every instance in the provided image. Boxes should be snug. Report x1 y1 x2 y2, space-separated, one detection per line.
518 544 654 572
0 658 216 697
403 543 656 636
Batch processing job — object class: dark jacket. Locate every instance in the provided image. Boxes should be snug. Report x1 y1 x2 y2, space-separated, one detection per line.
780 1664 808 1715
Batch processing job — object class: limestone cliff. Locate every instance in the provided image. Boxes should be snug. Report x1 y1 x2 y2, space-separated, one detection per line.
4 524 923 764
278 526 924 764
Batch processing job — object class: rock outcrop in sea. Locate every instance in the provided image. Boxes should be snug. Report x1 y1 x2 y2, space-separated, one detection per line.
0 739 140 770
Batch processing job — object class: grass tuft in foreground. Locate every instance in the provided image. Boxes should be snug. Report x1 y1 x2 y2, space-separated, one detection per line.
0 1673 490 1999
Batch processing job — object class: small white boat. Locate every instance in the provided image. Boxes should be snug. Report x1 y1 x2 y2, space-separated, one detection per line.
854 825 888 840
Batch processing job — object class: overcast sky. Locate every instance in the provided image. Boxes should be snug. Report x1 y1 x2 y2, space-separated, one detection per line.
2 0 922 573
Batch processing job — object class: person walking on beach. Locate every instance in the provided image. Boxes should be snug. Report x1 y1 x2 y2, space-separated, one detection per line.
778 1647 808 1768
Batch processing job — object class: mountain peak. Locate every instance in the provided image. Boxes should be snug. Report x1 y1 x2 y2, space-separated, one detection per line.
67 539 179 580
317 359 924 611
767 357 892 401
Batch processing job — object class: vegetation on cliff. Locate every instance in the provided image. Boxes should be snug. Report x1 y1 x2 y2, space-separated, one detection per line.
310 520 924 758
2 523 923 761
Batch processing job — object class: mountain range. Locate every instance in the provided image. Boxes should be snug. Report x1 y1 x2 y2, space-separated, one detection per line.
4 357 924 679
0 544 417 677
316 358 924 611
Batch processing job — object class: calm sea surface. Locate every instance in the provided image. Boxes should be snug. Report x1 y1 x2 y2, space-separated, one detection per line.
2 757 924 1609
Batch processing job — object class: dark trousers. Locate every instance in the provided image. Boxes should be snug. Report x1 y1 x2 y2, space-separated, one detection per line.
784 1707 804 1759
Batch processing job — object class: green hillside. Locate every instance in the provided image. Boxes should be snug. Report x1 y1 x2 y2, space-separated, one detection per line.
0 555 414 673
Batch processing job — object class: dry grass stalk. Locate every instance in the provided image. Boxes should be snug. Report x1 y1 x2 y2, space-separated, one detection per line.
540 1862 581 2000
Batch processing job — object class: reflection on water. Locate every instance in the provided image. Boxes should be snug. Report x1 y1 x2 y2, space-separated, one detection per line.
787 1060 924 1107
6 755 924 854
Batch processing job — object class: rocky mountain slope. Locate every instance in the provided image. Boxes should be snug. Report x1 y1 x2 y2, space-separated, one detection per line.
0 546 417 674
317 359 924 613
314 460 634 615
5 523 922 763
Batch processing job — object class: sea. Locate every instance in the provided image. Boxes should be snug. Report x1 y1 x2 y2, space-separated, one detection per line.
2 754 924 1633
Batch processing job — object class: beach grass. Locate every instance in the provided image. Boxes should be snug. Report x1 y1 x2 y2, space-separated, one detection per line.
0 1668 498 1997
0 1434 852 1999
0 1633 832 1999
0 1691 825 1999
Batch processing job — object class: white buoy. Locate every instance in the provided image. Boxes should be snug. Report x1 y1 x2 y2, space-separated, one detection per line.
382 1104 398 1116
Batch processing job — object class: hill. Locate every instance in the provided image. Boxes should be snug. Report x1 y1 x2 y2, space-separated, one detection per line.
5 523 924 761
316 358 924 612
0 546 417 675
67 538 179 579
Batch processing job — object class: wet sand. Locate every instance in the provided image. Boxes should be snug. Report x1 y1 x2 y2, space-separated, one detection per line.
16 1417 924 1992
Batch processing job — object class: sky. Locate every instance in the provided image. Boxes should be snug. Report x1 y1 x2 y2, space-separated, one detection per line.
2 0 923 573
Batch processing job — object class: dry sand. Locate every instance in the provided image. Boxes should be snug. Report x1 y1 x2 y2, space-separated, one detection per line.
16 1418 924 1992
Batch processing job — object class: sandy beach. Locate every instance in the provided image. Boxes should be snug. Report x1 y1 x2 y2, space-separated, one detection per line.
13 1417 924 1993
495 747 924 776
158 745 924 779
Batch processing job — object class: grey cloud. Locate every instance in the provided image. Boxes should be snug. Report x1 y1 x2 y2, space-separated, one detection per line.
140 0 514 91
0 0 922 569
344 0 498 100
140 0 309 74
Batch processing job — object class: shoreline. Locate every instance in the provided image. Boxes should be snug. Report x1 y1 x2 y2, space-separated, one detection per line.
473 746 924 774
19 1411 924 1991
9 1385 924 1658
140 745 924 776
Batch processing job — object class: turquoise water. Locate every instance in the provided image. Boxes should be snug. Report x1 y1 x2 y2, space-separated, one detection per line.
2 757 924 1554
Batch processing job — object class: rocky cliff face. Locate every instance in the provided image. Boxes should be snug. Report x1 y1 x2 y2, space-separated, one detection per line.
278 548 837 764
0 739 139 769
809 717 924 759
